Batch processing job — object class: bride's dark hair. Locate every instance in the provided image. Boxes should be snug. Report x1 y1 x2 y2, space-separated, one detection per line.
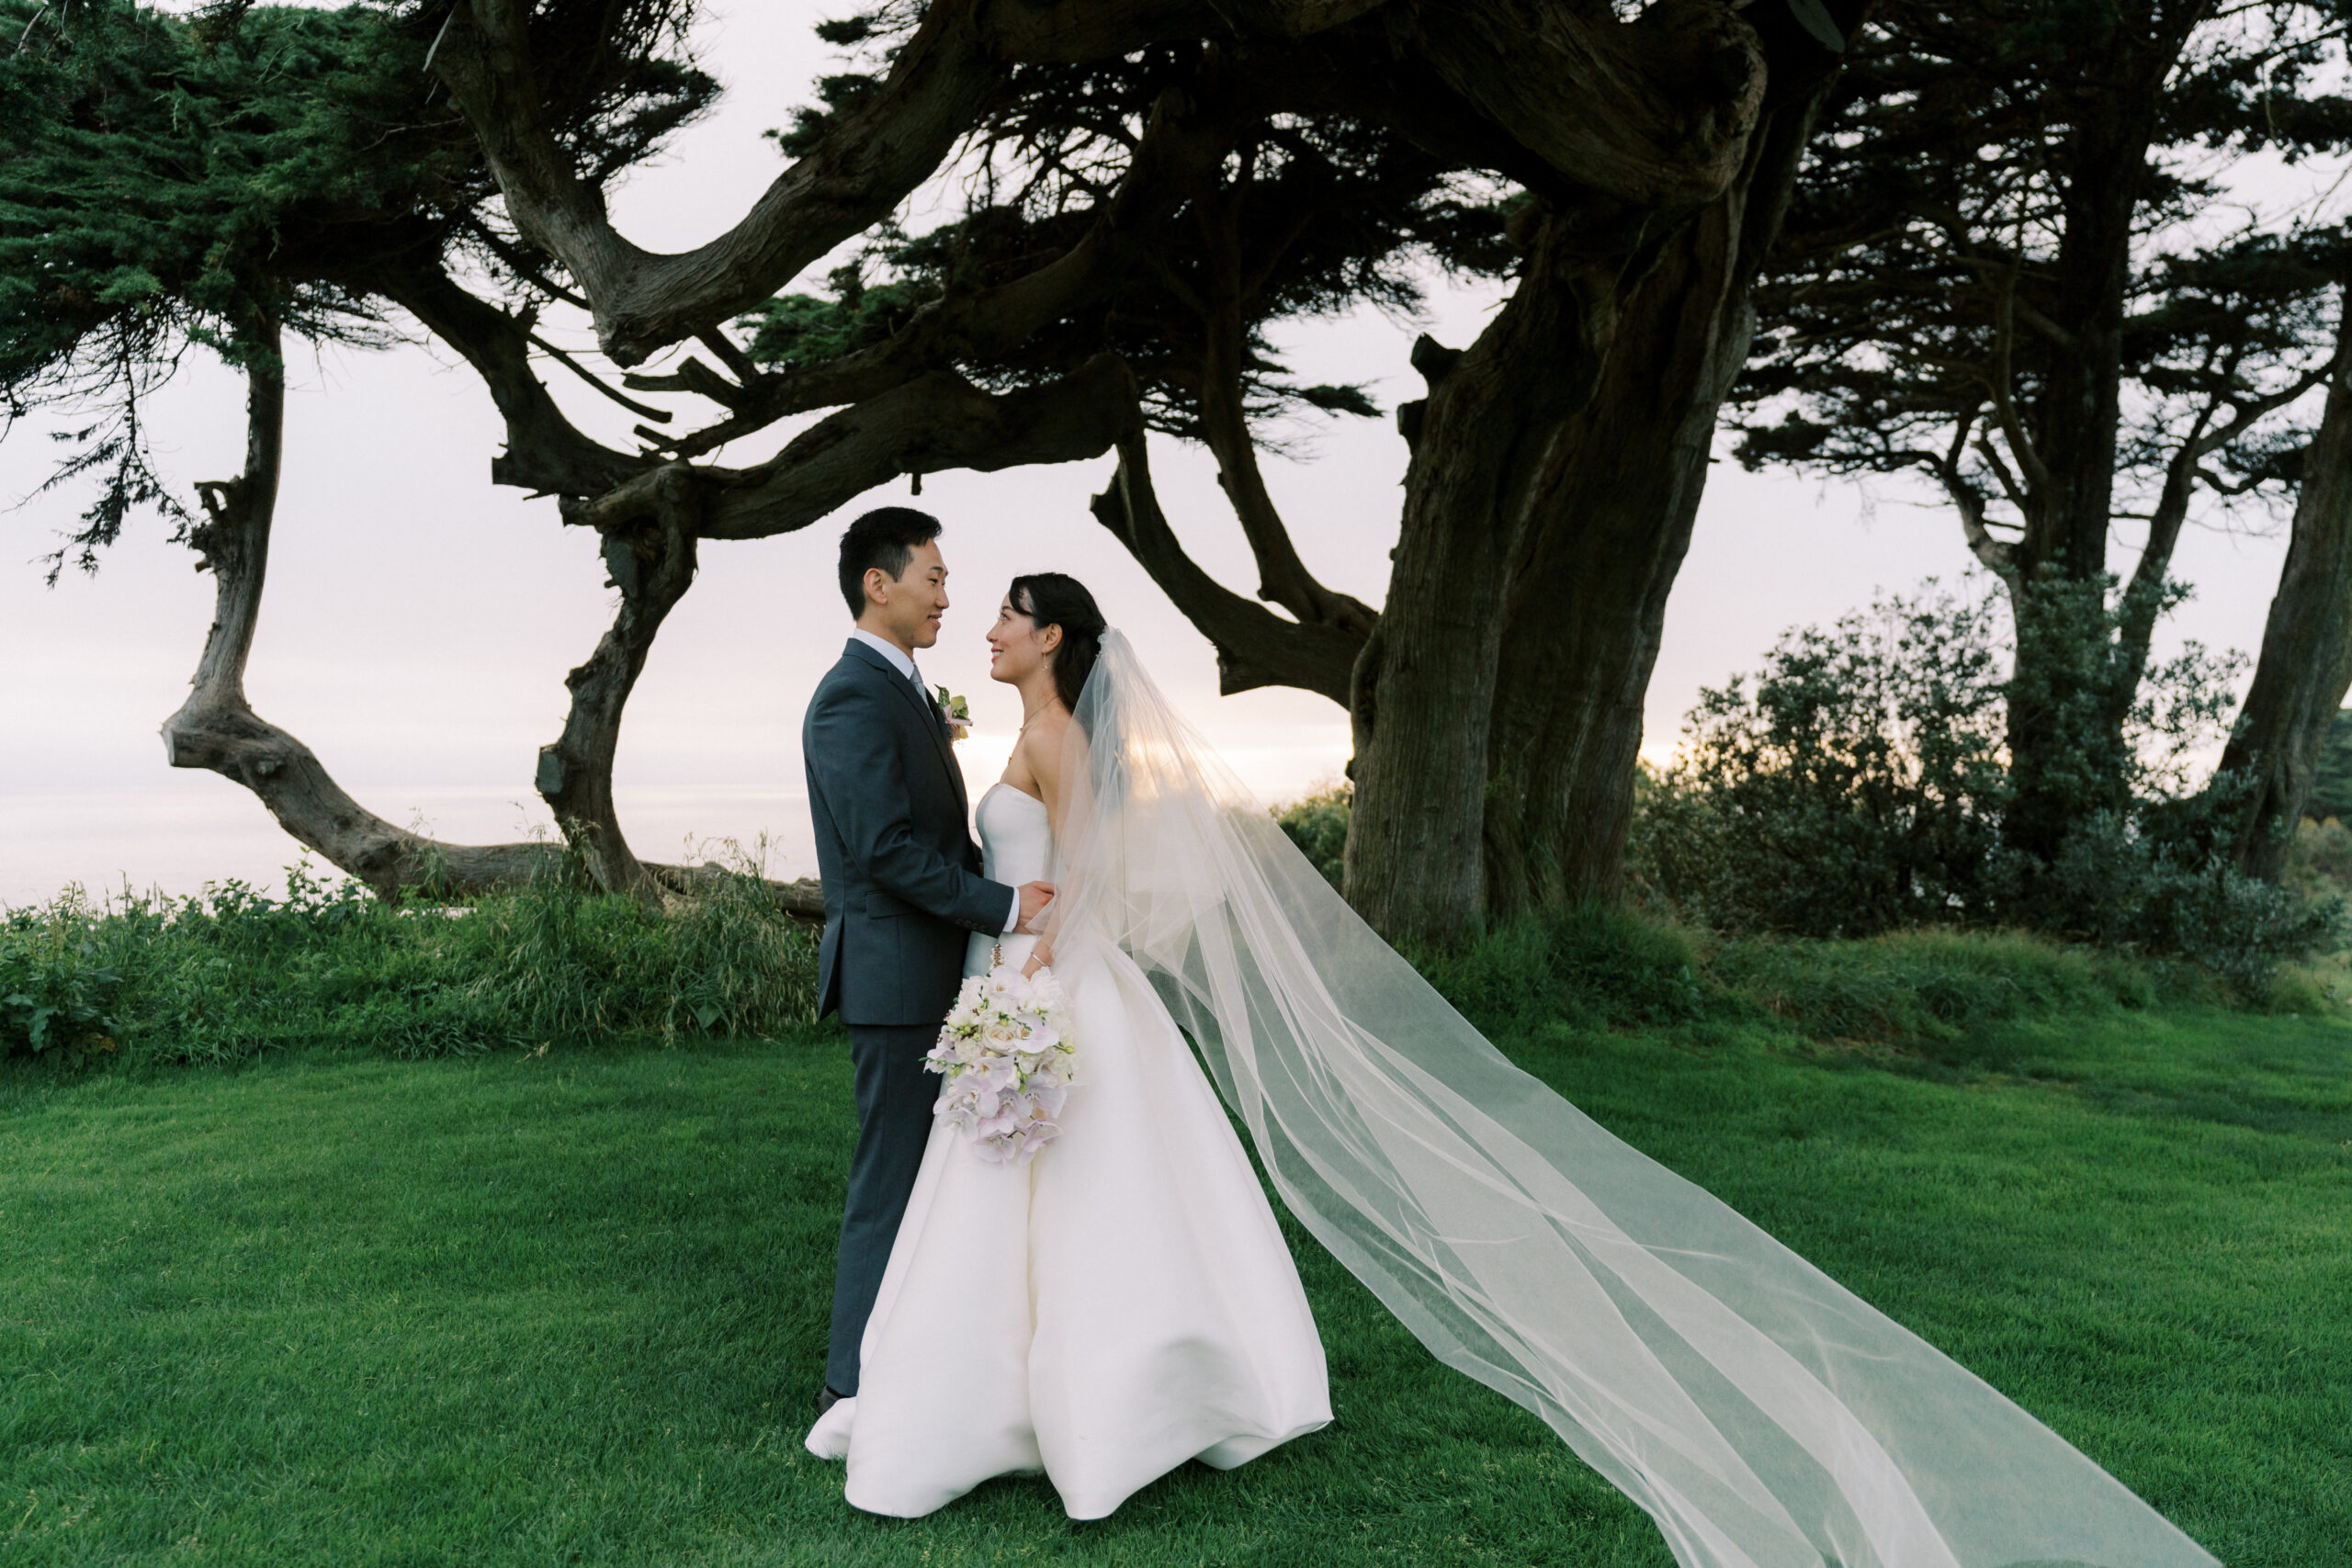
1010 572 1106 714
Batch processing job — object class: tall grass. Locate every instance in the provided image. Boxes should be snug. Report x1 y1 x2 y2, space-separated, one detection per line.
0 846 819 1069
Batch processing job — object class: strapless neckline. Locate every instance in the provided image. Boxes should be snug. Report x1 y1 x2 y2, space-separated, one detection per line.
984 782 1047 813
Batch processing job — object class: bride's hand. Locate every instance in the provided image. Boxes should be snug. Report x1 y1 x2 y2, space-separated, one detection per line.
1022 941 1054 980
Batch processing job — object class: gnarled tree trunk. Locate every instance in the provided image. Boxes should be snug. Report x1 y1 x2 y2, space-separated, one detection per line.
1344 207 1629 945
536 467 701 897
160 317 557 897
1346 11 1850 942
2220 294 2352 879
1482 205 1757 917
158 316 823 914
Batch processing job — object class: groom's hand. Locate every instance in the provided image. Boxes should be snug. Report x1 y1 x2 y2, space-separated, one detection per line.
1015 881 1057 932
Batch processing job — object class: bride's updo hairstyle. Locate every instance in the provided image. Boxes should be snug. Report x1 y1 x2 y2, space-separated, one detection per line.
1010 572 1106 714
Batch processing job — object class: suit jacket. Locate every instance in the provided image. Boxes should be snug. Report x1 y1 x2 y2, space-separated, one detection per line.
804 637 1012 1025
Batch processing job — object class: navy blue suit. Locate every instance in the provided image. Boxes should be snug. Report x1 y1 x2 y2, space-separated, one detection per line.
804 637 1012 1393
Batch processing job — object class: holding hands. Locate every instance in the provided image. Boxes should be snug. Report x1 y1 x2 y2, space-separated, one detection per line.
1015 880 1057 933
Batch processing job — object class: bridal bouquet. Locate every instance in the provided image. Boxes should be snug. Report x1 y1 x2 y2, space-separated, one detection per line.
925 959 1078 1165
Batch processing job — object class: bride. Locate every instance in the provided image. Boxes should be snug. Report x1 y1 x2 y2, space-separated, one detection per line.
809 574 2220 1568
806 572 1331 1518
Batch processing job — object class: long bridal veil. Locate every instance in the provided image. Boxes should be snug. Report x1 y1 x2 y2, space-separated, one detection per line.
1048 630 2215 1568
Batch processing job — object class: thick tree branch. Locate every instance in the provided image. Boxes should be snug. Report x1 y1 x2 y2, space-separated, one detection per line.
983 0 1389 62
372 261 641 496
535 464 699 900
159 315 560 897
635 355 1146 543
1089 430 1367 703
1409 0 1768 209
1984 261 2054 502
1191 186 1377 639
433 0 1006 365
637 81 1236 464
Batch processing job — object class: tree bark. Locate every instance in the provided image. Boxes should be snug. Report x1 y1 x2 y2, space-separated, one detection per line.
1343 208 1631 944
2219 295 2352 879
1988 14 2199 868
1481 196 1758 916
1343 5 1844 942
154 318 826 916
433 0 1009 365
534 466 700 898
1088 429 1368 700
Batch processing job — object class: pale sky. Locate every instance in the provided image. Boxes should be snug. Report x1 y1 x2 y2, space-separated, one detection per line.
0 5 2316 905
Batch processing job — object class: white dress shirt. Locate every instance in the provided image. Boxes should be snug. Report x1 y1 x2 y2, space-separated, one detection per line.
850 626 1021 933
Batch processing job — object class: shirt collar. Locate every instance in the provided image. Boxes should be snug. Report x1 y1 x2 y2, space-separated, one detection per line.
850 626 922 685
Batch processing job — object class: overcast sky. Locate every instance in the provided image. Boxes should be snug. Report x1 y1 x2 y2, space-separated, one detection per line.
0 5 2320 905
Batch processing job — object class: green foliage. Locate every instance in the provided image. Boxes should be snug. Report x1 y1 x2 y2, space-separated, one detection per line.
1734 1 2352 524
739 259 942 369
0 852 819 1070
1634 581 2009 935
1272 782 1352 889
1634 579 2341 982
744 24 1518 443
0 893 123 1060
2303 710 2352 822
2287 812 2352 902
0 0 712 570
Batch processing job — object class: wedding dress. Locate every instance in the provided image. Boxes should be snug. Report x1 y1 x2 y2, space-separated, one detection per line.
814 631 2219 1567
804 781 1333 1518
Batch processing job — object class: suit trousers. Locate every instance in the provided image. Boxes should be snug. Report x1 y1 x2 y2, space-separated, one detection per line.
826 1021 941 1395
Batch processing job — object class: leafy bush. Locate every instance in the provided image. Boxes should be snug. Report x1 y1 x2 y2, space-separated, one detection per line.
1 891 123 1060
1 847 820 1070
2286 814 2352 901
1417 905 2211 1063
1633 577 2339 984
1633 582 2008 935
1272 783 1351 889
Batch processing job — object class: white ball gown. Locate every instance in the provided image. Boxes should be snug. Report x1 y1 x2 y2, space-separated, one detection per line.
804 781 1332 1518
806 631 2219 1567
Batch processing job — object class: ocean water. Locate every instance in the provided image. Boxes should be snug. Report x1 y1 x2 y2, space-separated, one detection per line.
0 784 820 908
0 727 1348 908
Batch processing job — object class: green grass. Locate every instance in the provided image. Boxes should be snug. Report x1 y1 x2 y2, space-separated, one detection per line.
4 929 2350 1564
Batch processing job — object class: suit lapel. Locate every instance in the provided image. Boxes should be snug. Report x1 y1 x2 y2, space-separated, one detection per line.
842 638 968 814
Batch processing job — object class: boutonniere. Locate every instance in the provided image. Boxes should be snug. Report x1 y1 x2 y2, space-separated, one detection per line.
934 684 972 742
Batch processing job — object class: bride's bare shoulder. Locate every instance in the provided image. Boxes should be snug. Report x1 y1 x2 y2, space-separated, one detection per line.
1017 705 1075 796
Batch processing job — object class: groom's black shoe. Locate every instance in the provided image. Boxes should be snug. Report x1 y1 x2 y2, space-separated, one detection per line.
816 1384 845 1417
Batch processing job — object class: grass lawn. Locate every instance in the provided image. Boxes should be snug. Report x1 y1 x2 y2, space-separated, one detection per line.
4 999 2348 1566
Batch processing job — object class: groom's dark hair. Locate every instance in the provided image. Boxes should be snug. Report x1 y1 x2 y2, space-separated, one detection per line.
838 507 944 616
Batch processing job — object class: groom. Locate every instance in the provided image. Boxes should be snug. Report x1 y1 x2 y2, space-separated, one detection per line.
803 506 1056 1415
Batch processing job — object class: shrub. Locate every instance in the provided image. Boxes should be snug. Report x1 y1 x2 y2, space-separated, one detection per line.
1634 577 2340 985
1272 783 1351 889
1 847 820 1070
0 891 123 1060
1631 581 2008 936
2285 814 2352 901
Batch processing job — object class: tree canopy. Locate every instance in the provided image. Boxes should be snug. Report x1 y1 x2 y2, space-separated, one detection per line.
1 0 711 573
1729 0 2352 879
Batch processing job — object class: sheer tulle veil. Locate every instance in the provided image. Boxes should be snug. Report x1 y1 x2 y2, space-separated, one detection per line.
1048 629 2215 1568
